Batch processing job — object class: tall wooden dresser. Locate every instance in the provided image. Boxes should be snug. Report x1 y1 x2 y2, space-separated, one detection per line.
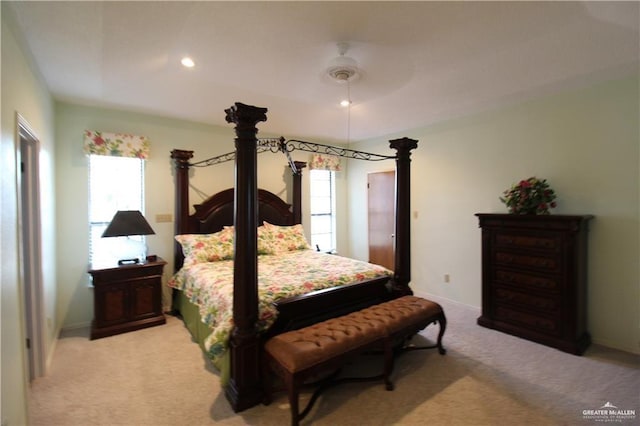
475 214 593 355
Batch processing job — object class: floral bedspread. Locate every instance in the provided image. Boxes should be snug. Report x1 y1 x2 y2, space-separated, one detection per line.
168 249 392 365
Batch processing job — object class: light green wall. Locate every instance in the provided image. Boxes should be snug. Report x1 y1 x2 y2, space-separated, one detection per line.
1 5 56 425
55 103 322 328
348 75 640 354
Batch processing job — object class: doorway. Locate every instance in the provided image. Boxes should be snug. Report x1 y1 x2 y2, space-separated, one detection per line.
17 114 45 381
368 170 395 270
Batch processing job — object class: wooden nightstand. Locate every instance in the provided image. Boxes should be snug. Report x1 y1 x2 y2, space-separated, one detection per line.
89 258 167 339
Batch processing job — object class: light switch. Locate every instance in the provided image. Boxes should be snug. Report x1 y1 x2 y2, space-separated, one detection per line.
156 213 173 223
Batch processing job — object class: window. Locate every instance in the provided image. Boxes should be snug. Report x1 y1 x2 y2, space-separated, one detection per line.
309 169 336 252
89 155 145 267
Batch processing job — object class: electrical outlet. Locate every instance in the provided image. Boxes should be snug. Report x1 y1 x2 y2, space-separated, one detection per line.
444 274 450 283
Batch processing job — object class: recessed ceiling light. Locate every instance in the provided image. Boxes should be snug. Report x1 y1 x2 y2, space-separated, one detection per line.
181 57 195 68
340 99 351 107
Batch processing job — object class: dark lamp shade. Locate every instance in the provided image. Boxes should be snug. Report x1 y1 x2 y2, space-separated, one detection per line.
102 210 155 237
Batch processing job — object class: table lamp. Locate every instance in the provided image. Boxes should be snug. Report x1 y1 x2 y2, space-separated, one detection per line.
102 210 155 265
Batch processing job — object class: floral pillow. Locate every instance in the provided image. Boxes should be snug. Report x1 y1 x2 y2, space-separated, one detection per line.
257 226 273 255
175 228 234 266
261 222 311 254
226 225 272 255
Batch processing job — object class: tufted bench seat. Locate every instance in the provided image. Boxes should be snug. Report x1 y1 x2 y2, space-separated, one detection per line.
364 296 447 353
263 296 446 425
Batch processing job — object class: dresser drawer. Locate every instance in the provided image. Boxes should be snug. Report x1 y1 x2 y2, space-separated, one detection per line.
494 305 560 337
495 269 560 293
495 233 560 252
494 286 560 313
495 251 560 273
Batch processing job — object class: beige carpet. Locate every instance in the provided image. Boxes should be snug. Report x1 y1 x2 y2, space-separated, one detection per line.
28 297 639 425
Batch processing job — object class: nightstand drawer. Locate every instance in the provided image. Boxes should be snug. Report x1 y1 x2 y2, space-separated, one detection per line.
90 263 164 283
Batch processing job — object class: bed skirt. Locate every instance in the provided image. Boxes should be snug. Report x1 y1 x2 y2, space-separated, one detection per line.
173 290 231 385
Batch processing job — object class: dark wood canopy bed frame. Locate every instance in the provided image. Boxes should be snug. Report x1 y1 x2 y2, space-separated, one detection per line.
170 102 418 412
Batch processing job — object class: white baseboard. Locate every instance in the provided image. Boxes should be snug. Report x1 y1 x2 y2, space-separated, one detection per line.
412 290 481 313
61 321 91 331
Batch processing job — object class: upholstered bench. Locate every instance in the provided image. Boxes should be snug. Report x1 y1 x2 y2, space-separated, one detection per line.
263 295 446 426
364 295 447 355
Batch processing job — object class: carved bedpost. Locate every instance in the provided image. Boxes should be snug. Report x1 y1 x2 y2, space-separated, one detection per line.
389 137 418 297
170 149 193 271
291 161 306 224
224 102 267 412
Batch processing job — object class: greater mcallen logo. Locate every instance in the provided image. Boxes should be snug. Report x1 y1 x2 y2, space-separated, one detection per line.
582 402 636 422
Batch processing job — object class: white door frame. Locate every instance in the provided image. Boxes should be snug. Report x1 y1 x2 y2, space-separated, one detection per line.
16 113 46 380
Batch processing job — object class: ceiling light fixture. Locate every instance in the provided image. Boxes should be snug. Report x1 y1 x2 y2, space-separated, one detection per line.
340 71 353 108
181 57 195 68
326 42 360 144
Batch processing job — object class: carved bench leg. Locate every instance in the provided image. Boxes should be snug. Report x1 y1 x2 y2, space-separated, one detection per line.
383 338 395 391
396 312 448 355
262 357 273 406
285 374 300 426
436 312 447 355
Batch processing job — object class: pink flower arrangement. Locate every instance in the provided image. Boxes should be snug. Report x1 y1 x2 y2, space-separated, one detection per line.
500 177 557 215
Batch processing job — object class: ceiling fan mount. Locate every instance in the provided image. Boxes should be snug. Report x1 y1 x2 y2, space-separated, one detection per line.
326 42 360 83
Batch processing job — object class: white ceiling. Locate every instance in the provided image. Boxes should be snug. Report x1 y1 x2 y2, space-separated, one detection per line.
6 1 639 144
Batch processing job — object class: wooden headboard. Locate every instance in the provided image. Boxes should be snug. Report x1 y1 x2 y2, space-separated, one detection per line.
189 188 295 234
173 187 296 270
170 149 305 271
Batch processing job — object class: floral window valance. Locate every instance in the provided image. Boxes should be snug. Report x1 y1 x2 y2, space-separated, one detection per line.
83 130 150 159
310 154 341 171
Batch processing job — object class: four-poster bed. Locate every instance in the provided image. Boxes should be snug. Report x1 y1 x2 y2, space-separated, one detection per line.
169 102 418 411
